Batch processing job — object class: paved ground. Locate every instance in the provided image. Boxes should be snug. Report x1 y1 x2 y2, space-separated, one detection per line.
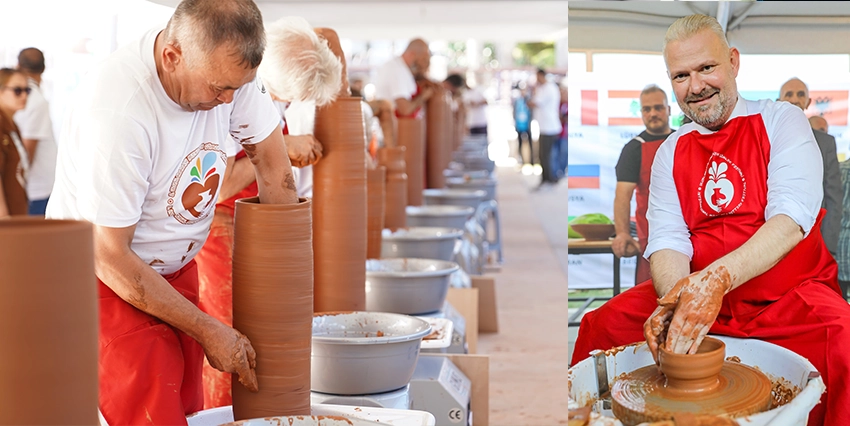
477 166 570 425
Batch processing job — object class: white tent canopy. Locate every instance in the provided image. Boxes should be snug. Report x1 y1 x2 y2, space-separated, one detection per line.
149 0 568 43
569 1 850 56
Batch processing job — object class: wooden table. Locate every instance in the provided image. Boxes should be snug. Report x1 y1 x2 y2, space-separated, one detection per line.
568 238 624 327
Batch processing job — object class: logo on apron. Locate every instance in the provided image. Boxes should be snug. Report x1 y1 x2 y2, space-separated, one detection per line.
166 143 227 224
698 153 746 217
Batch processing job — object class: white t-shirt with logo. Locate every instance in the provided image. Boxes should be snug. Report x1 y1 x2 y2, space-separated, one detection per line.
374 56 417 102
14 78 56 200
47 28 280 275
645 96 823 260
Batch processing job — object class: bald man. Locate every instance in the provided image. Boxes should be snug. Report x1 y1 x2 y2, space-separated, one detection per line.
780 78 843 259
374 38 434 120
810 115 829 133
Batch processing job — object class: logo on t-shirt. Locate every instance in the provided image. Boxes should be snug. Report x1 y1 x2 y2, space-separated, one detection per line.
698 153 746 217
167 143 226 224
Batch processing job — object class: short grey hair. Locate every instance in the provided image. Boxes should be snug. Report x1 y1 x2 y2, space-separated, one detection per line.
258 16 343 106
663 14 729 57
164 0 265 69
641 84 667 99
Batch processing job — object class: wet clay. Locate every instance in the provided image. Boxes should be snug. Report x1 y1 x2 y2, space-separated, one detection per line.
366 166 386 259
231 197 313 419
612 337 771 425
377 146 408 230
397 117 425 206
425 85 452 189
0 218 98 424
314 97 368 312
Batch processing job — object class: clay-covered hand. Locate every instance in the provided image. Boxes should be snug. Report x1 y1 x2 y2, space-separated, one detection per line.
611 233 640 258
286 134 323 168
419 86 435 102
661 266 732 356
203 323 259 392
644 303 675 364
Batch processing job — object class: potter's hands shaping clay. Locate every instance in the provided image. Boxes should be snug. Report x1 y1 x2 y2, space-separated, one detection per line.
203 323 259 392
644 303 675 364
285 134 323 168
659 266 732 356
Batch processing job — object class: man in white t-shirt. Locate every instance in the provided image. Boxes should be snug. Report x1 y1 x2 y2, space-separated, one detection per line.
13 48 55 215
374 38 434 121
529 68 562 187
463 84 488 136
46 1 298 424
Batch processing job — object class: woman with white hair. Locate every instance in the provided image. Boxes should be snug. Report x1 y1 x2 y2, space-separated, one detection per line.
195 15 344 409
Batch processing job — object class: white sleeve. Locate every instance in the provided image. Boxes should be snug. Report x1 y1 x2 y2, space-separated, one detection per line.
763 103 823 235
75 110 151 227
645 134 694 260
229 77 281 146
16 94 53 141
375 61 415 101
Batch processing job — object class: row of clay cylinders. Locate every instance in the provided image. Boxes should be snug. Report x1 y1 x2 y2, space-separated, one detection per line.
426 85 455 189
453 98 466 151
378 146 408 231
398 116 425 205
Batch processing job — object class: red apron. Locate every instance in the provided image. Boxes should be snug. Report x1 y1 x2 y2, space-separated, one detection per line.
572 114 850 425
634 136 665 284
98 260 203 426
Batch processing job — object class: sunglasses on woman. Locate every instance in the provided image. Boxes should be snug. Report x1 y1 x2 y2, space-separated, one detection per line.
2 86 31 97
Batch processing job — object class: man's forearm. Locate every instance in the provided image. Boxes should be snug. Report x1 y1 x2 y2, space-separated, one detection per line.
614 183 636 236
649 249 691 297
23 138 38 164
244 125 298 204
94 229 217 345
707 214 803 292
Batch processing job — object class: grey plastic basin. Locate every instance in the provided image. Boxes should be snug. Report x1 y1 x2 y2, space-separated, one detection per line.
380 227 463 261
365 258 460 315
312 312 431 395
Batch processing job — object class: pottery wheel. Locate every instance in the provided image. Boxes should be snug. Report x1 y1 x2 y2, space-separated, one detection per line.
611 361 772 425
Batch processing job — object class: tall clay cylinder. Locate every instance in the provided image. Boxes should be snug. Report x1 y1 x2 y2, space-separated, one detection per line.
426 87 452 189
398 117 425 206
0 218 98 425
314 97 368 311
454 105 466 150
378 146 408 231
367 166 386 259
232 197 313 420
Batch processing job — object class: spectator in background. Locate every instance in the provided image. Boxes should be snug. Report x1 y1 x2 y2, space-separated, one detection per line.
612 84 674 285
780 77 843 260
462 79 488 136
374 38 434 120
0 68 30 217
528 68 562 187
512 83 533 166
350 74 365 98
839 152 850 300
14 48 55 215
810 115 828 133
552 82 568 180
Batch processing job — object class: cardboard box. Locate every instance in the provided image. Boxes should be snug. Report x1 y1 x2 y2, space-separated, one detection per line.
471 276 499 333
447 287 478 354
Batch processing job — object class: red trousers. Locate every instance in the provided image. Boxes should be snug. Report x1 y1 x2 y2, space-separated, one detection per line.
571 280 850 425
98 260 203 426
195 209 236 408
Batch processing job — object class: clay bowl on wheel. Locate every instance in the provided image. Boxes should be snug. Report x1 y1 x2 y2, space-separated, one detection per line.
570 223 615 241
658 336 726 394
